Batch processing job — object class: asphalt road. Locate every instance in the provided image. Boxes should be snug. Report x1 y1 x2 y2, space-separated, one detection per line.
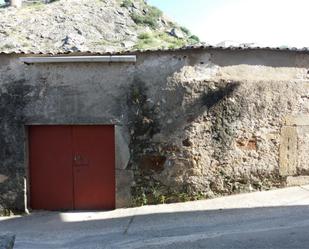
1 186 309 249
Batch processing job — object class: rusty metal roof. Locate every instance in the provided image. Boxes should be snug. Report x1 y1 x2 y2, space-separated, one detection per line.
1 44 309 55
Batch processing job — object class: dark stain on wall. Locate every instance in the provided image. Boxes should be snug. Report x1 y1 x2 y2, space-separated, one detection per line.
0 79 39 213
207 82 243 152
127 80 246 206
126 78 167 206
127 78 160 138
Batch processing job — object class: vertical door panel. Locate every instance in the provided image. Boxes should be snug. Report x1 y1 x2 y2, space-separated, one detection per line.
29 126 73 210
72 125 115 210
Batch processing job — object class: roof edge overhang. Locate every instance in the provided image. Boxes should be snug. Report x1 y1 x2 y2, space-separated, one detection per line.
1 45 309 57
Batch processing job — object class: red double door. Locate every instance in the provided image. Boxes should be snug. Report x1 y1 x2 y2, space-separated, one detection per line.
29 125 115 210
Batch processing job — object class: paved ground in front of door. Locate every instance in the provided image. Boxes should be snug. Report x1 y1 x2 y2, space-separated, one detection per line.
2 186 309 249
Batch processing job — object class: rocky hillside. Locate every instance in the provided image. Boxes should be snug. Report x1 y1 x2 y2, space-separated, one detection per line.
0 0 200 53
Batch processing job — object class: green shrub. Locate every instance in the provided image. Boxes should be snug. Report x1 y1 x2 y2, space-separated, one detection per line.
189 35 200 43
138 32 152 40
159 32 187 48
121 0 132 8
134 31 188 50
131 5 163 29
131 13 157 29
180 26 191 36
134 34 157 50
148 5 163 18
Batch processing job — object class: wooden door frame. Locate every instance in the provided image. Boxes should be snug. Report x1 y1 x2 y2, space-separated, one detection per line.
24 124 116 212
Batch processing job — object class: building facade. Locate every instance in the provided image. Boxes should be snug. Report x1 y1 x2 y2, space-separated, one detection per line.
0 47 309 213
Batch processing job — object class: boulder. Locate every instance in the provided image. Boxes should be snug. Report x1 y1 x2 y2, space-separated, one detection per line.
169 28 185 39
9 0 22 8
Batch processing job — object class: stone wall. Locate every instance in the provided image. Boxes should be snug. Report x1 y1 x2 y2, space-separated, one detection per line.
0 48 309 212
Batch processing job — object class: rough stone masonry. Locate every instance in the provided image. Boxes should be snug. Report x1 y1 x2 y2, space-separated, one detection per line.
0 48 309 213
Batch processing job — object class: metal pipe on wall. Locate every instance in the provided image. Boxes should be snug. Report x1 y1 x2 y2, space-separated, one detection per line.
20 55 137 64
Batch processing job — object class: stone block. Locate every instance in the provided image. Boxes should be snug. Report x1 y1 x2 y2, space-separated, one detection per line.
0 175 8 184
286 176 309 187
279 126 298 176
284 115 309 126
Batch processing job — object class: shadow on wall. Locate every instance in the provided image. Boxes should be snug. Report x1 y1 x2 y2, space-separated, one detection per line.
1 205 309 248
202 82 240 109
160 80 242 138
164 80 244 156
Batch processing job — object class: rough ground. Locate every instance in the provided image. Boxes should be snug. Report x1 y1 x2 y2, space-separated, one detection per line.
1 186 309 249
0 0 199 53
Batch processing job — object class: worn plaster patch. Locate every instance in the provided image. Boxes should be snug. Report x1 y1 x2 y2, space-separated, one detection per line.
172 63 219 83
116 169 134 208
217 65 306 82
115 126 130 170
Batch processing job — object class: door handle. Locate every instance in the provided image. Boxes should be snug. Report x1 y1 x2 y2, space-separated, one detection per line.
74 155 81 161
73 155 89 166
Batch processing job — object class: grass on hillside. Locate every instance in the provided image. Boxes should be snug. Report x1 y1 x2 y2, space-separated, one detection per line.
134 32 189 50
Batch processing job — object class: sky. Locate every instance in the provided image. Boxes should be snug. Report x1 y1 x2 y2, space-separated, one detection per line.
148 0 309 48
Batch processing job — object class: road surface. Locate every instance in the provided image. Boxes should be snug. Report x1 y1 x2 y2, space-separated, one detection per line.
1 185 309 249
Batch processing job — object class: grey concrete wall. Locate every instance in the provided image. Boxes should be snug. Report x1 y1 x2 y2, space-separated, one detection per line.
0 48 309 212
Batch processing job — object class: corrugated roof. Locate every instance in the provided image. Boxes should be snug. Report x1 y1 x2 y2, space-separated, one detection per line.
1 44 309 55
